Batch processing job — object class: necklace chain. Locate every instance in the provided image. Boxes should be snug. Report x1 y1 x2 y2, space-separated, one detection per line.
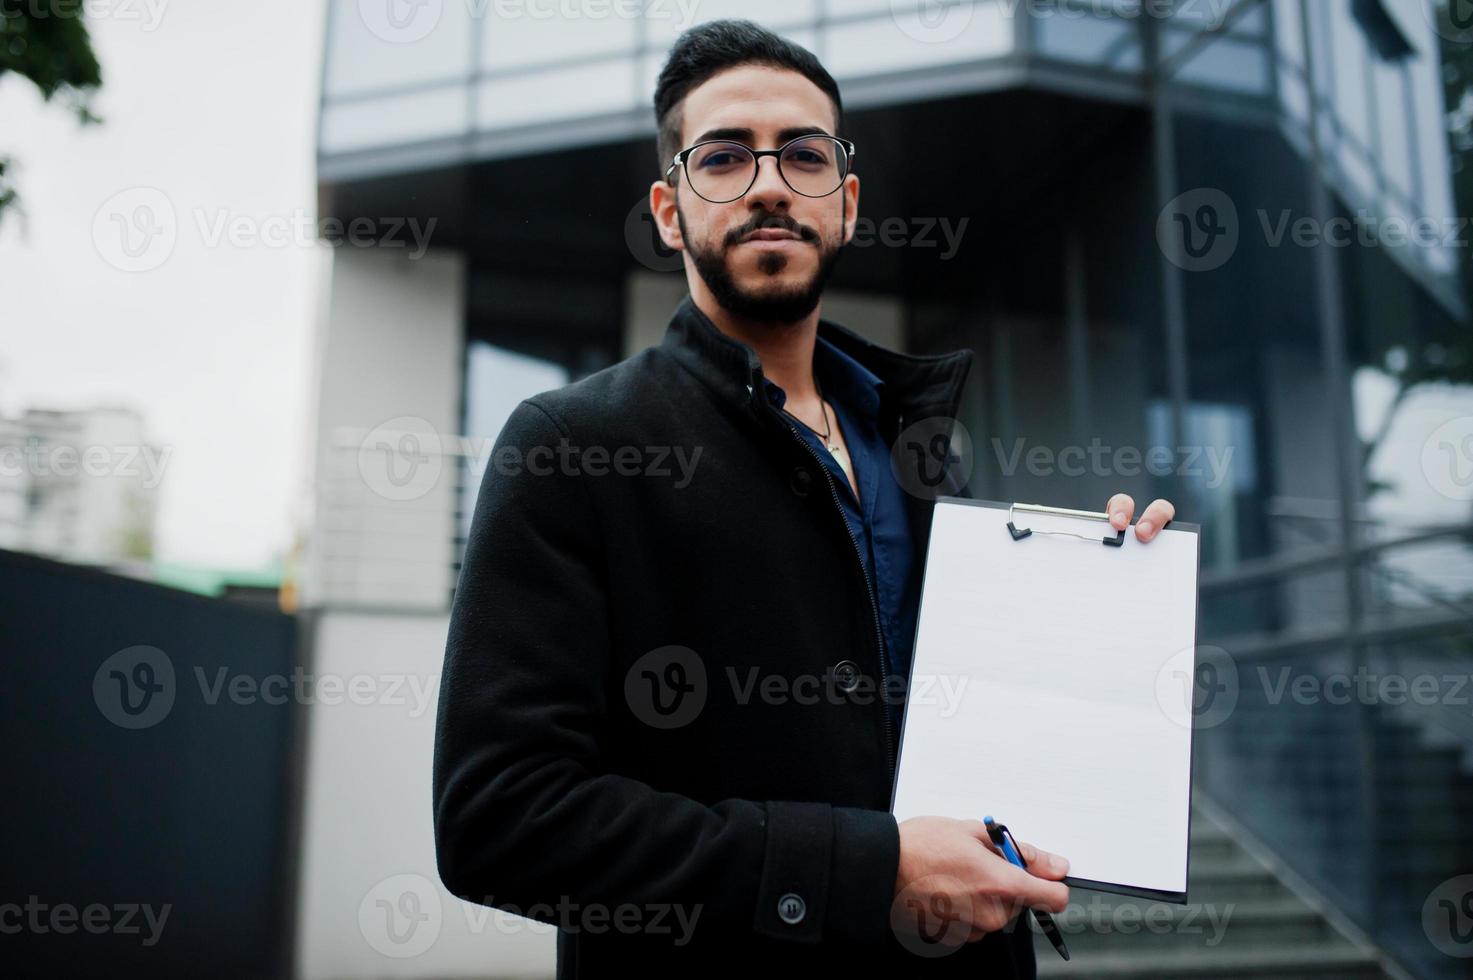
781 373 842 459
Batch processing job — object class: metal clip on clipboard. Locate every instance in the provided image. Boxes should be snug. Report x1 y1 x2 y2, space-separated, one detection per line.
1005 501 1127 547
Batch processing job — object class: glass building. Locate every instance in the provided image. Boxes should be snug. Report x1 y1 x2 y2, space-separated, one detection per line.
301 2 1472 976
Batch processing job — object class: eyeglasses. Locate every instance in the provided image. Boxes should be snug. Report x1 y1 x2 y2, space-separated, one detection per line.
664 134 856 204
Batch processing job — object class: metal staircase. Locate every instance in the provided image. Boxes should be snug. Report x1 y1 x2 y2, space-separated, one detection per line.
1036 801 1399 979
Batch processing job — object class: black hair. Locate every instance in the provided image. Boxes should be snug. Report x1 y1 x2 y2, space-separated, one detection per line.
652 19 843 178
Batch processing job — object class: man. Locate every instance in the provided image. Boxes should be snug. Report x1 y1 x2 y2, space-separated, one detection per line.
432 18 1178 978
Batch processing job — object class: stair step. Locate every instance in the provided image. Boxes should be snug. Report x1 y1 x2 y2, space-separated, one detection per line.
1036 940 1387 979
1053 895 1335 952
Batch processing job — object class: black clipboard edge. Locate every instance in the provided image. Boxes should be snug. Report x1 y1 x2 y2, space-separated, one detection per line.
890 495 1203 907
1062 875 1189 906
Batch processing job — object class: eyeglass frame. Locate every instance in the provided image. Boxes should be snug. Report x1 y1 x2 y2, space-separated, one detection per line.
663 134 858 203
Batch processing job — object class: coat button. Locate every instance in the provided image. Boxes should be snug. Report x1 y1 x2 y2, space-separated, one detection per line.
833 660 861 693
777 892 806 925
789 467 813 497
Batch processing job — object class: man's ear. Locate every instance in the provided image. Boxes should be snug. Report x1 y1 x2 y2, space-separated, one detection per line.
841 173 860 246
649 179 685 252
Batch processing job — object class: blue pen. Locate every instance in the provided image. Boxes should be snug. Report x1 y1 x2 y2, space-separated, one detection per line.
983 815 1070 961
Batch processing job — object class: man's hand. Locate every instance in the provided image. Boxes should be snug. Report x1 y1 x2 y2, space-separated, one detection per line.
1106 493 1176 543
892 815 1069 946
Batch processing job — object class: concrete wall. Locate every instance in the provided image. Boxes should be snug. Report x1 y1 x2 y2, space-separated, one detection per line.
294 609 554 979
301 247 466 612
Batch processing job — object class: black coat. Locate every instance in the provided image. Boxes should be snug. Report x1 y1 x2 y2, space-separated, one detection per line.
432 294 1038 978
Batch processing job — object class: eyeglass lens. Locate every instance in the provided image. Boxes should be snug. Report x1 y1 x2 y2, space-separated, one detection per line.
685 137 848 202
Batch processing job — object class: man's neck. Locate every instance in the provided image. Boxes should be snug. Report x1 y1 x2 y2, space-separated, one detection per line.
690 283 822 404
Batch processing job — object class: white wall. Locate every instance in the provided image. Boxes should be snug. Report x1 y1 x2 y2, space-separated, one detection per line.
301 246 466 611
295 610 556 979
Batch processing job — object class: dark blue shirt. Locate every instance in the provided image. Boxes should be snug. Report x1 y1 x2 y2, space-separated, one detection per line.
763 336 920 736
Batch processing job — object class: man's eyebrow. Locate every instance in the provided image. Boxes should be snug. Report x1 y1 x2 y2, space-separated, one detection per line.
690 125 833 145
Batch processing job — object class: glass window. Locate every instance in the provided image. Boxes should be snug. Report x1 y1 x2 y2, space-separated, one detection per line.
320 86 468 154
477 59 640 129
458 343 570 544
822 2 1013 79
479 6 639 72
323 0 475 97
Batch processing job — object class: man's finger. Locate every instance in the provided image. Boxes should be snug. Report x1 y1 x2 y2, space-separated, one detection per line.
1107 492 1134 530
1015 840 1070 880
1135 498 1177 541
997 860 1070 913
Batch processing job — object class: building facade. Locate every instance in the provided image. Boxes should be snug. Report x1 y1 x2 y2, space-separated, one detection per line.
297 3 1473 976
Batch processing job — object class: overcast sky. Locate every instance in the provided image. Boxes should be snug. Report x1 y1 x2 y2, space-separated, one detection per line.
1 0 328 569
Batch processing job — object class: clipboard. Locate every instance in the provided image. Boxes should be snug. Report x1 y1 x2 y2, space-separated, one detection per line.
890 497 1203 904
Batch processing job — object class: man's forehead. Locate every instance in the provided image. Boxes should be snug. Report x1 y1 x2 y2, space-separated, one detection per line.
679 64 837 144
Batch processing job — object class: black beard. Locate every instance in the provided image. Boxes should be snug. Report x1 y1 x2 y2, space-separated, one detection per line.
678 205 844 326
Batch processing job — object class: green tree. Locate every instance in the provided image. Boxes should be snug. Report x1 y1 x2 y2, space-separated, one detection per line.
0 0 103 223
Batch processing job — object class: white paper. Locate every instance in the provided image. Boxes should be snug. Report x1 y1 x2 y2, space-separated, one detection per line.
890 499 1201 896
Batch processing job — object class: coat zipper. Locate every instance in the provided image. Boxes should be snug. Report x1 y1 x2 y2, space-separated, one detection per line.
780 421 896 787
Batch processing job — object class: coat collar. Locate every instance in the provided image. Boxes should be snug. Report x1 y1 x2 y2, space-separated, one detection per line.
659 292 974 424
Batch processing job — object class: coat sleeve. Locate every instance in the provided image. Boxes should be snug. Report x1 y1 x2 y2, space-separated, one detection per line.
431 398 901 945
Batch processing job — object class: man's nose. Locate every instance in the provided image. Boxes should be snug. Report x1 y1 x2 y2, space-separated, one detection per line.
743 154 791 211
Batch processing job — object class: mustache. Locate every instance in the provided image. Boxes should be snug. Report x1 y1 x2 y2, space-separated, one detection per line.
723 212 822 248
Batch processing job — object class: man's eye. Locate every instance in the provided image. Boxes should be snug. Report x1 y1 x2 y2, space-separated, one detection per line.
699 152 742 168
785 149 828 167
